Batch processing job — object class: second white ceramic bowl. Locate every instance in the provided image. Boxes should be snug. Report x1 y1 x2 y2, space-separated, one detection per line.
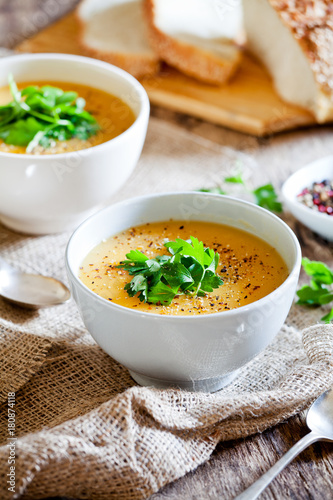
282 156 333 241
0 53 149 234
66 192 301 393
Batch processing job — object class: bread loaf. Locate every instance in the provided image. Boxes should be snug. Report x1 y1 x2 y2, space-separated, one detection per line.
144 0 243 85
243 0 333 122
77 0 160 79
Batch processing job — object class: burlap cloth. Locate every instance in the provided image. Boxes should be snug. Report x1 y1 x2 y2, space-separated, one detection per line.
0 118 333 500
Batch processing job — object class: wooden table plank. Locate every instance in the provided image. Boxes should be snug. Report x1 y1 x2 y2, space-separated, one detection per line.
151 414 333 499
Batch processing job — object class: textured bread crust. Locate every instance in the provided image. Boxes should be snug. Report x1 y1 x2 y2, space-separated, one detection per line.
143 0 241 85
76 4 160 79
271 0 333 121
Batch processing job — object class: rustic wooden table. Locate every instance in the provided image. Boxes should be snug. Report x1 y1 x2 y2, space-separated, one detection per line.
1 1 333 499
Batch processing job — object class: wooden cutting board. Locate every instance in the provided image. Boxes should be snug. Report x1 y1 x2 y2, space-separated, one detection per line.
16 11 315 136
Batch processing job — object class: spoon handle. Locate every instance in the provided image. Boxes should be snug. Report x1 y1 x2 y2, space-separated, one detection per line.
234 431 321 500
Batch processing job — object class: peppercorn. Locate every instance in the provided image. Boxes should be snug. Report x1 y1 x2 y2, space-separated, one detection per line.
297 180 333 215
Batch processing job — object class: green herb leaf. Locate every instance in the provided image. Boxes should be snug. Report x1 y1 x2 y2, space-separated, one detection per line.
41 86 64 100
200 270 223 292
224 174 245 184
25 93 56 111
253 184 283 213
198 187 226 195
165 237 205 266
117 236 223 306
0 76 100 151
183 258 205 288
56 91 78 105
296 285 328 306
161 262 194 289
301 257 333 285
125 250 149 263
204 247 218 271
147 281 178 306
296 258 333 323
21 86 39 97
125 275 148 302
319 293 333 305
321 308 333 323
0 117 45 146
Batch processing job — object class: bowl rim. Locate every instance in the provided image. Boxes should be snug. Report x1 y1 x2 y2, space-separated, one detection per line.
0 52 150 160
281 155 333 223
65 191 302 321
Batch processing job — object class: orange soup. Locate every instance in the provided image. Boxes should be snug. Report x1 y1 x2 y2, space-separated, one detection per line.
0 81 135 154
79 220 289 316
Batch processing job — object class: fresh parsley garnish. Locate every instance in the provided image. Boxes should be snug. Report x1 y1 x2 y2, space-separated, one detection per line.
224 174 245 185
296 257 333 323
199 187 226 195
198 175 282 213
252 184 283 212
117 237 223 306
0 75 100 152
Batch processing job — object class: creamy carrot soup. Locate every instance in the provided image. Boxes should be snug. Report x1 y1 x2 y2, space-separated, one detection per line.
0 81 135 154
79 220 289 316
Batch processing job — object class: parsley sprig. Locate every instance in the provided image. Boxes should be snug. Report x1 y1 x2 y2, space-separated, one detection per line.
0 75 99 152
199 174 282 213
252 184 282 212
296 258 333 323
117 236 223 306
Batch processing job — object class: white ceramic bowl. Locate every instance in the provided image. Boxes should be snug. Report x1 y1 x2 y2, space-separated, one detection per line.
66 192 301 393
282 156 333 241
0 53 149 234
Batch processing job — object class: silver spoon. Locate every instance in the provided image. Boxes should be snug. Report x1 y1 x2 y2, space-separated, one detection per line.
0 256 70 308
235 387 333 500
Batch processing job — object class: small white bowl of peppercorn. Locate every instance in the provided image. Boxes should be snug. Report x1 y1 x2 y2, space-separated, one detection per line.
282 156 333 242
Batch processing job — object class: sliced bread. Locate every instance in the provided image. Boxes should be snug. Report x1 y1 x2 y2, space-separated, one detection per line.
77 0 160 79
144 0 243 85
243 0 333 123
